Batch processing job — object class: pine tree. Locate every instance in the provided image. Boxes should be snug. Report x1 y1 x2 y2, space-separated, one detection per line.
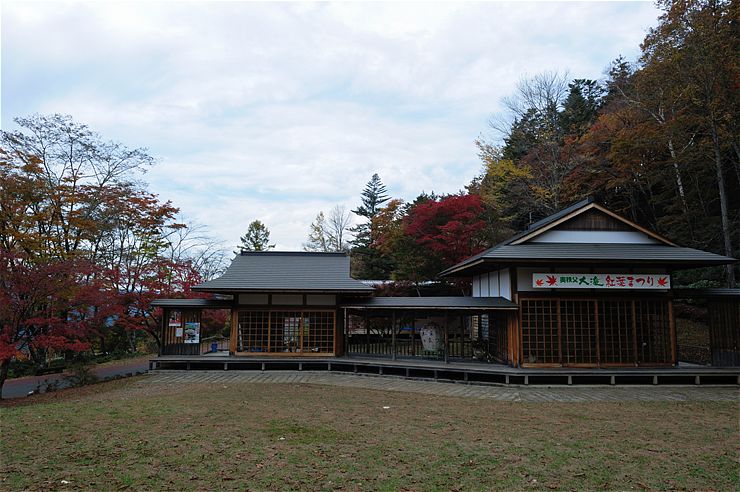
235 220 274 253
351 174 389 249
350 174 392 279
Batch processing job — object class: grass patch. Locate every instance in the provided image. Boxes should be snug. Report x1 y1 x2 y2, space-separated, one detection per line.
1 377 738 490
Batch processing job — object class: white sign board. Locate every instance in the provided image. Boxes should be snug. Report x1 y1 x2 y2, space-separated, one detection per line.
532 273 670 289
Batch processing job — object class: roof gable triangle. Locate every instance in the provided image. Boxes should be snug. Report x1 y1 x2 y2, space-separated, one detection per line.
510 203 676 246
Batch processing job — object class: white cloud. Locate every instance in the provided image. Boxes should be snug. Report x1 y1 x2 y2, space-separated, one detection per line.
2 1 660 249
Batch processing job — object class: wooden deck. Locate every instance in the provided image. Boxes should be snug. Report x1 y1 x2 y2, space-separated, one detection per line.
149 355 740 386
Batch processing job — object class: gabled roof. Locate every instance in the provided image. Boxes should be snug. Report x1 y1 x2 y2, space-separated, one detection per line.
439 199 736 277
192 251 374 293
508 199 675 246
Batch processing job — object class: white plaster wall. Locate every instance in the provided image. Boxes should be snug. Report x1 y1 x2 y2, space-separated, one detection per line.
272 294 303 305
472 268 512 300
238 293 269 305
529 230 659 244
306 294 336 305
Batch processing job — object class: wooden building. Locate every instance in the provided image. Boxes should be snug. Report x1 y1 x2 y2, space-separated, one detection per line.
439 198 736 367
155 199 737 368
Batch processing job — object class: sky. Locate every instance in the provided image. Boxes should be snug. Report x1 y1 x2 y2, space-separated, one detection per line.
2 1 662 251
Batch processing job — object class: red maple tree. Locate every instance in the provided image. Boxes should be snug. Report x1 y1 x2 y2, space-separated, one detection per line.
404 194 489 268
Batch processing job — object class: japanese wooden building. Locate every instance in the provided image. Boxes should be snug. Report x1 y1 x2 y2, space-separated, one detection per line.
154 199 737 368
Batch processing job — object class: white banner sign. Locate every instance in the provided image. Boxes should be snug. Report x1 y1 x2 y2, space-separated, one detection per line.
532 273 670 289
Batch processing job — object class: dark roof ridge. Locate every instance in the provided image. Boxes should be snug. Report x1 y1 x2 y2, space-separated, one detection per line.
525 197 593 232
239 251 348 257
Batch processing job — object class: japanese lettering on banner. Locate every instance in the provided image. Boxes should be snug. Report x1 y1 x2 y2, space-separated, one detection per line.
532 273 670 289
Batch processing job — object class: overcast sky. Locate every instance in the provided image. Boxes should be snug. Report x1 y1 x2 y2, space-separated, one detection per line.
2 1 661 251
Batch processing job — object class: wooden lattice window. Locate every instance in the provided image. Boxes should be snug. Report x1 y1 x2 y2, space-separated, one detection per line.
521 299 559 364
237 310 335 354
301 311 335 353
521 297 672 367
237 310 270 352
561 300 597 365
599 299 634 364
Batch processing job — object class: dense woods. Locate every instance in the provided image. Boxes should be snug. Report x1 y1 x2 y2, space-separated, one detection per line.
0 0 736 392
349 0 739 288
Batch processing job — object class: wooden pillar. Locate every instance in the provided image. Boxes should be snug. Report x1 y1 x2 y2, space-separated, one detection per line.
668 300 677 366
410 311 416 357
334 309 340 356
159 308 167 356
461 314 466 359
344 309 350 357
556 300 562 365
229 309 238 354
631 300 639 366
391 311 397 360
364 311 370 355
516 307 524 368
267 310 272 353
444 312 449 364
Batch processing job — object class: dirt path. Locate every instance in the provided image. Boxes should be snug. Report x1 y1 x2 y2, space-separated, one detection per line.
1 356 150 399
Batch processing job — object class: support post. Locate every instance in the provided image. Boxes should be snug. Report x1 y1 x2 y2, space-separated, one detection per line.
668 300 677 366
410 311 416 357
365 311 370 355
391 311 397 361
230 309 238 355
444 312 449 364
159 308 166 356
344 309 349 357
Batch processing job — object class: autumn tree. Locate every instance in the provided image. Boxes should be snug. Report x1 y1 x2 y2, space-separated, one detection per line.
1 114 227 362
483 71 592 223
639 0 738 286
1 114 155 263
0 251 115 397
405 194 488 267
374 194 489 281
565 0 739 286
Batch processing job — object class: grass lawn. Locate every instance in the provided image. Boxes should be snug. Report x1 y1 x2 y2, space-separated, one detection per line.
1 377 738 491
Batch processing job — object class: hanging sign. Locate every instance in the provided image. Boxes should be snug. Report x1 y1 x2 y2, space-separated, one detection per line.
532 273 670 289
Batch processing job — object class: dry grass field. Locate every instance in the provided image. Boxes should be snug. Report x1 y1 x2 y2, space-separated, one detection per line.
1 375 738 491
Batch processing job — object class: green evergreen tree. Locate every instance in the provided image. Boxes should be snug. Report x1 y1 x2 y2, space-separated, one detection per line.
350 174 392 279
235 220 274 253
559 79 602 137
351 174 390 248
